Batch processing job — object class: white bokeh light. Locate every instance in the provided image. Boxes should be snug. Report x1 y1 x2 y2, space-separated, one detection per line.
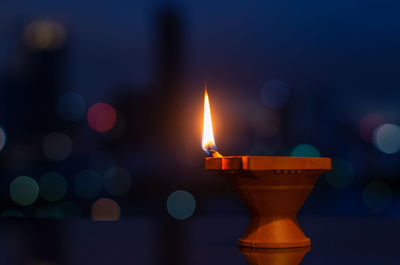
373 124 400 154
0 127 6 151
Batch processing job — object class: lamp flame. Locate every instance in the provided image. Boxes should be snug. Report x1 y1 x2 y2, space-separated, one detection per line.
202 88 217 154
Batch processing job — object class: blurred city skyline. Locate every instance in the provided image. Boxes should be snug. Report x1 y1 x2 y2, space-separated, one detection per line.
0 0 399 219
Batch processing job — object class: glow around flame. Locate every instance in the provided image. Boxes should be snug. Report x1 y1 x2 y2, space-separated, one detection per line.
202 88 217 154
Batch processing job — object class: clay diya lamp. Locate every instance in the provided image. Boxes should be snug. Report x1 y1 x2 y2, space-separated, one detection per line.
205 156 331 248
202 88 332 248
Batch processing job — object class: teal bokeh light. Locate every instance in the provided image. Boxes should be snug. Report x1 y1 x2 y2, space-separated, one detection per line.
363 181 392 212
325 159 354 188
36 206 64 219
10 176 39 206
39 172 68 202
291 144 320 157
167 190 196 220
58 201 82 218
74 170 102 199
1 209 24 218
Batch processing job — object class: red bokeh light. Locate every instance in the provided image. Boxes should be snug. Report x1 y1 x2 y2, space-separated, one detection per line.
359 113 386 143
91 198 120 221
87 103 117 132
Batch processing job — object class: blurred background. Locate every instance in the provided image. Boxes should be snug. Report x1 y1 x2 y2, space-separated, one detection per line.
0 0 399 264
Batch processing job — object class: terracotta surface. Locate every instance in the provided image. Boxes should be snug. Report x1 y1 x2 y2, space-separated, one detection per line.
239 246 310 265
205 156 332 248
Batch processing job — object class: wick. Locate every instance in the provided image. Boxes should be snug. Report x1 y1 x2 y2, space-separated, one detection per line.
208 147 223 158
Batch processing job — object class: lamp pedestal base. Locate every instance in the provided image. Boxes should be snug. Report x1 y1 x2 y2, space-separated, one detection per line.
205 156 331 249
239 246 311 265
237 217 310 248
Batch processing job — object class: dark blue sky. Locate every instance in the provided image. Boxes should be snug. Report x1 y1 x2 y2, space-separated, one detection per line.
1 0 400 154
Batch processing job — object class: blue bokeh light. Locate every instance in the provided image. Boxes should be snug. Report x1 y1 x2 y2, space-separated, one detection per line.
74 170 103 199
104 167 132 197
57 92 86 121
